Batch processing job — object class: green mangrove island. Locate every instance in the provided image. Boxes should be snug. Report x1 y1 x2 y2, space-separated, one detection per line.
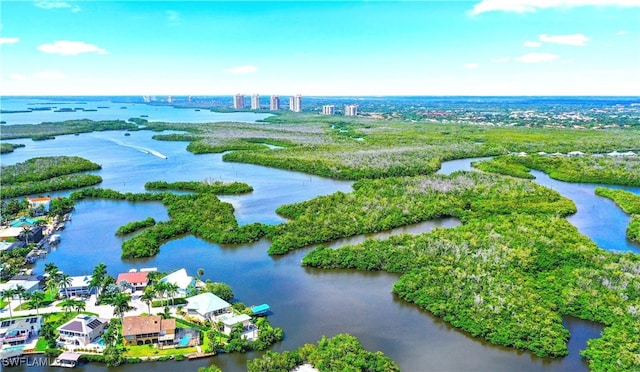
2 113 640 371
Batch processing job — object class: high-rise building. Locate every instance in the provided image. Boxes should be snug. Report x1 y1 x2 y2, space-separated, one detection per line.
289 94 302 112
233 94 245 109
251 94 260 110
344 104 358 116
270 95 280 111
322 105 335 115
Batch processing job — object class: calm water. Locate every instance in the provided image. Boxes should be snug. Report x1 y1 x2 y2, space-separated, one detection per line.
0 98 270 125
438 158 640 254
4 130 638 371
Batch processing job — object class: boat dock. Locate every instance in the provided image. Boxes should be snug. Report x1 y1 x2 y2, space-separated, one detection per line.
187 352 216 360
251 303 270 316
51 351 81 368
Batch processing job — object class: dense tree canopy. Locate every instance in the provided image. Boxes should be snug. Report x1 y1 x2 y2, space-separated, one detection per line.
474 155 640 186
0 156 102 199
247 334 399 372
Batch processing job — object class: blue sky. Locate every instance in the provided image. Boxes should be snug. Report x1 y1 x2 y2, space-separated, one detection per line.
1 0 639 96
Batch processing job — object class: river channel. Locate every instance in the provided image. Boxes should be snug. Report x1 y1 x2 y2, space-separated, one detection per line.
2 127 638 371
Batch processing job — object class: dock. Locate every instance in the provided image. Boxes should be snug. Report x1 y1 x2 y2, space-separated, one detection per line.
187 352 216 360
51 351 81 368
251 303 270 316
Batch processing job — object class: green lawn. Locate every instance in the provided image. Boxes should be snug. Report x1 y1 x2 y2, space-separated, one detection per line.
124 344 197 358
35 338 48 352
14 292 57 311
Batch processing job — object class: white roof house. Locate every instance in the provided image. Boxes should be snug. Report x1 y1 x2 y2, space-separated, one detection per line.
0 280 40 298
159 269 197 296
59 275 94 298
186 292 231 321
221 314 256 340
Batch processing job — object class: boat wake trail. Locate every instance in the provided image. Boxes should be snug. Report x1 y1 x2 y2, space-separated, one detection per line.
103 138 168 159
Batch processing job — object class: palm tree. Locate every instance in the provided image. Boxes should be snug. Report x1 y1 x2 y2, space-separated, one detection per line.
112 293 133 321
44 263 60 281
58 274 73 298
14 285 26 309
29 290 46 316
197 268 205 279
140 289 155 315
21 225 31 245
166 282 179 306
154 281 168 306
91 263 107 297
45 277 58 299
72 299 86 313
1 289 15 319
60 298 75 313
117 280 133 293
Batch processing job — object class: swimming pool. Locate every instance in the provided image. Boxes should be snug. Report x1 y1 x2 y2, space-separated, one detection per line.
2 345 25 351
178 334 191 346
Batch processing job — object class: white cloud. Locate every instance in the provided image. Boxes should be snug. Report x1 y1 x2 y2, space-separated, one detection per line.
616 30 627 35
34 1 80 12
469 0 640 15
9 73 27 81
523 41 542 47
539 33 589 46
0 37 19 45
38 40 108 55
515 52 560 63
464 63 480 69
491 57 511 63
33 71 65 79
225 65 258 74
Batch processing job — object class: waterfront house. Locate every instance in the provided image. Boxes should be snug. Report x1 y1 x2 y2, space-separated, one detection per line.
116 271 149 292
221 314 257 340
56 315 108 348
59 275 94 298
159 269 199 297
0 279 40 298
0 316 42 346
27 197 51 215
122 315 175 346
185 292 231 321
0 228 24 243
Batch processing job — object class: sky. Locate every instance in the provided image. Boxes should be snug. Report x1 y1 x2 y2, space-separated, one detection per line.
1 0 639 96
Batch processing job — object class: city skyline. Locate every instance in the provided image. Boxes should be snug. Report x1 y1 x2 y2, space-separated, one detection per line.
1 1 639 96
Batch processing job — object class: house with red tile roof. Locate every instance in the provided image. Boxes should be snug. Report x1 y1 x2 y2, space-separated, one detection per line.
27 197 51 215
116 271 149 292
